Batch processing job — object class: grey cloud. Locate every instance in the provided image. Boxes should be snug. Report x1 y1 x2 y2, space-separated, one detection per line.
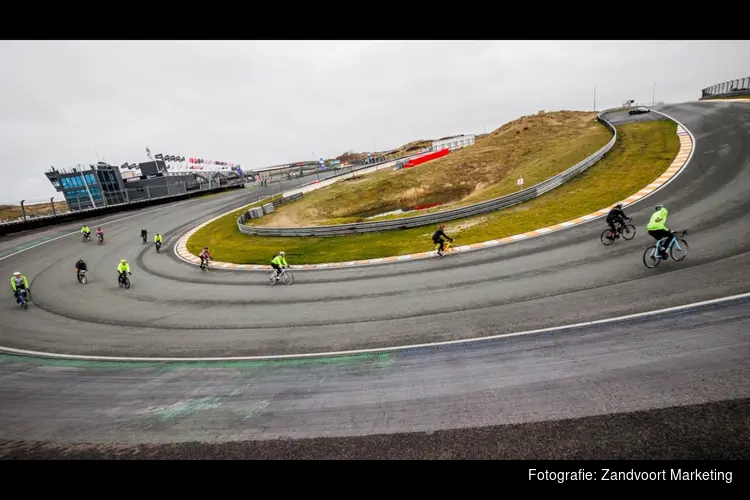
0 40 748 202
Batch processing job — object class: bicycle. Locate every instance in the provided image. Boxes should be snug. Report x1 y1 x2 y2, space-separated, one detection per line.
16 288 30 309
118 272 131 289
432 239 455 256
155 241 162 253
200 258 210 272
77 269 88 284
642 230 688 269
267 267 294 285
600 218 636 245
82 232 91 243
97 233 104 245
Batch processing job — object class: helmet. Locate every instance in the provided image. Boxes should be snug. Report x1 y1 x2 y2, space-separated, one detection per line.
120 259 127 264
655 205 664 211
78 257 83 261
439 224 445 228
279 251 285 255
615 203 623 208
13 271 20 277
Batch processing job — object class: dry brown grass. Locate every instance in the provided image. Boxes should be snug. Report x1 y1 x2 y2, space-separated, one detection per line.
249 110 612 227
0 200 69 223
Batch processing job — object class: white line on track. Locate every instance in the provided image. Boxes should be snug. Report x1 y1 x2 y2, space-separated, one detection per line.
0 200 192 262
1 291 749 363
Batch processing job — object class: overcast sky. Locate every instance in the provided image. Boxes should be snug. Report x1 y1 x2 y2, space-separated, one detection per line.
1 40 748 203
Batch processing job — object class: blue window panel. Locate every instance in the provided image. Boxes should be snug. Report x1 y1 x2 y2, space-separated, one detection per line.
85 173 96 185
61 177 71 189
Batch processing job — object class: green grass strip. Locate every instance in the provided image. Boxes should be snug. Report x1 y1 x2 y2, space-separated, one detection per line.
187 120 679 265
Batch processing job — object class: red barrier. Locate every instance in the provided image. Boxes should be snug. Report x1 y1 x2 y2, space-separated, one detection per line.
404 148 449 168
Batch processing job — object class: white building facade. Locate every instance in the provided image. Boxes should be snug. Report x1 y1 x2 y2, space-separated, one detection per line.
431 134 476 151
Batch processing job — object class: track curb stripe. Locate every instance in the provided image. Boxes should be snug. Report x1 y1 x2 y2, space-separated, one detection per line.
174 111 694 271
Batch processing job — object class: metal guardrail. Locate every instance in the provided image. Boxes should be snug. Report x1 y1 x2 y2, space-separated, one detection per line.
236 113 618 237
700 76 750 100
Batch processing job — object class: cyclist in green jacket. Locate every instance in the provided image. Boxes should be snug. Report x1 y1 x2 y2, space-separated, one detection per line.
271 251 288 280
10 271 30 303
647 205 673 258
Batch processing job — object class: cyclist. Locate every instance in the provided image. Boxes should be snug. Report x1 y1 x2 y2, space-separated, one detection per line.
96 227 104 242
432 224 454 256
10 271 30 303
605 202 630 237
154 233 163 248
81 225 91 239
271 251 288 279
199 247 211 269
647 204 673 259
117 259 131 284
75 257 87 281
140 228 148 243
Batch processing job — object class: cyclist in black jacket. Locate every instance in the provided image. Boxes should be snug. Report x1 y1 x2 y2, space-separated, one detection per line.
432 224 454 256
605 203 629 236
140 228 148 243
75 258 87 281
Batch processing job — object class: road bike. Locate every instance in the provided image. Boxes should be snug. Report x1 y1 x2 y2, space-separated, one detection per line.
118 272 131 289
16 288 29 309
77 269 88 284
200 258 210 272
600 218 636 246
432 239 455 256
155 241 162 253
82 232 91 242
643 230 688 269
97 233 104 245
142 234 148 244
267 267 294 285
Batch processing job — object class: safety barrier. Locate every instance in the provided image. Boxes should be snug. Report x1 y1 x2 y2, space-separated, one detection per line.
700 76 750 100
0 182 245 236
236 112 618 237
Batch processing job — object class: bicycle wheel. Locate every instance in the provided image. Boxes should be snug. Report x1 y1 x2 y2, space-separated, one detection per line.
124 278 131 289
267 272 277 285
643 246 661 268
670 239 689 261
23 296 28 309
283 271 294 285
600 229 616 246
621 224 636 240
80 274 87 285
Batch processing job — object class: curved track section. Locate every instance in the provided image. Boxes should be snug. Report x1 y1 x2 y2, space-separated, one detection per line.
0 101 749 457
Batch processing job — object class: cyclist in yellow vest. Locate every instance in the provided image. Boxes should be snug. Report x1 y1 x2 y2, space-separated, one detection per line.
271 251 288 280
647 205 672 259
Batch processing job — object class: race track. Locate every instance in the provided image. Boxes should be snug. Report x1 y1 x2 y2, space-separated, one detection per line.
1 101 749 459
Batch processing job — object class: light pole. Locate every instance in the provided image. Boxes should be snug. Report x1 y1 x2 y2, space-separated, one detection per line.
313 152 320 181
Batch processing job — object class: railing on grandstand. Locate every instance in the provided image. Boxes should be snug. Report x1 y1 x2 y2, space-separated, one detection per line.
700 76 750 99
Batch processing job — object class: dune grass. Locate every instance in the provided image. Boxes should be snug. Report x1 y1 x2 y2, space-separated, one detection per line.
246 111 613 228
187 119 679 265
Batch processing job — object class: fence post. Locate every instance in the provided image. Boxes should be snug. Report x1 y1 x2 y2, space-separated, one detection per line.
20 200 26 221
76 196 82 211
50 197 56 216
146 186 151 199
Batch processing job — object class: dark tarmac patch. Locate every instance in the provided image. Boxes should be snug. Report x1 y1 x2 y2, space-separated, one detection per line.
2 398 747 460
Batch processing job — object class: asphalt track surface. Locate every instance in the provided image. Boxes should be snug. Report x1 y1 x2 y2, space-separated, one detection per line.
0 101 749 459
